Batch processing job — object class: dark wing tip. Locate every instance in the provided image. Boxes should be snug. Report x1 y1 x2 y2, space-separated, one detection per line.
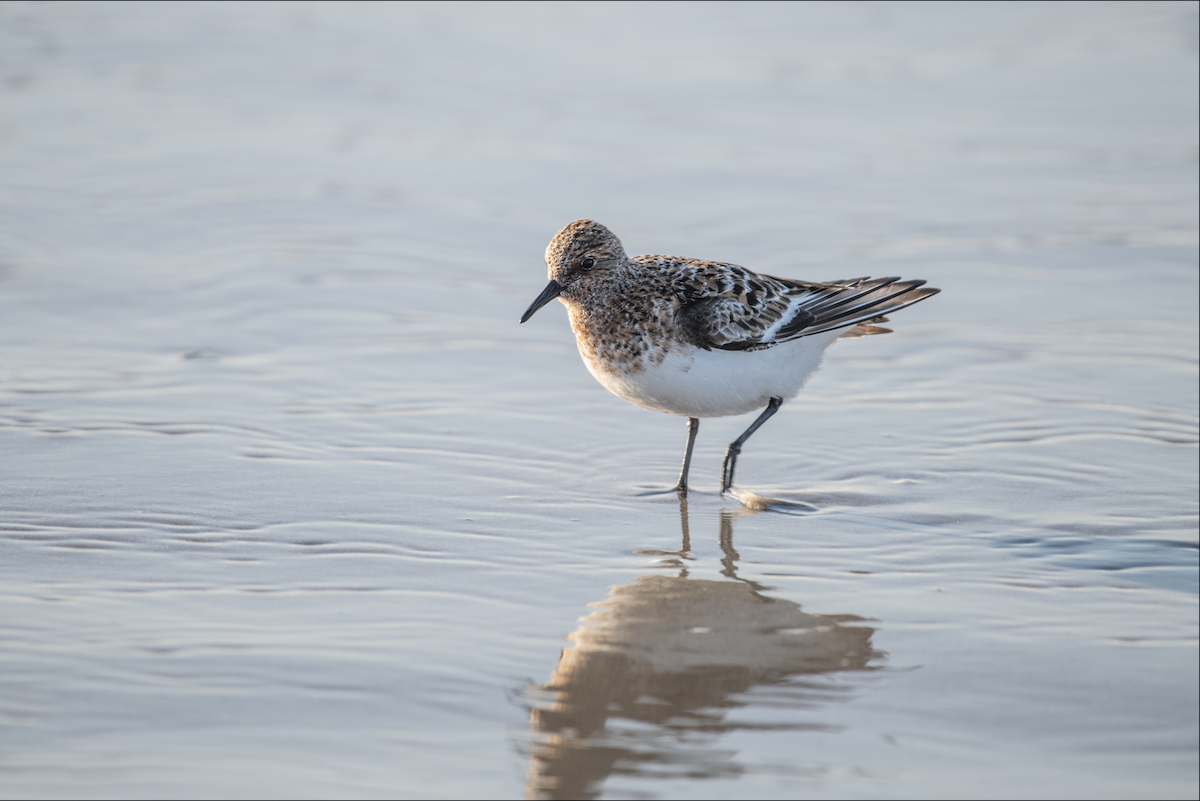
780 276 941 339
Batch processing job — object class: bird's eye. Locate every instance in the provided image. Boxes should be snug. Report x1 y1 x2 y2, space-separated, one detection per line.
580 257 596 271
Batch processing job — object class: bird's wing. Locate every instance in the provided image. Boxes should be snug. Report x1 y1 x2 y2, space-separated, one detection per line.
638 256 939 351
768 275 940 342
640 256 804 351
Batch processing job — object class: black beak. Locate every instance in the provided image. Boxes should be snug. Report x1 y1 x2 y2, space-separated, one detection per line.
520 280 563 323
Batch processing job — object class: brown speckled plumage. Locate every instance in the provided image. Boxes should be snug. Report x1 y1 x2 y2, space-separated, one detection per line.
522 219 941 497
539 219 937 378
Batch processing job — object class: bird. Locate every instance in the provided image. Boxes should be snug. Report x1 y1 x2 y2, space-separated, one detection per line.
519 219 939 497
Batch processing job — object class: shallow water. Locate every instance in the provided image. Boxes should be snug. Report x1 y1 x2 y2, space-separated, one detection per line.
0 2 1197 799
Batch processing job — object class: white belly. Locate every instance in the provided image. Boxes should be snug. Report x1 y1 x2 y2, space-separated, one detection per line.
579 330 842 418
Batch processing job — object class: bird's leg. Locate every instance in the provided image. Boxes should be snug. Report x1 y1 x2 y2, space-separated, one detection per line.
721 397 783 496
674 417 700 496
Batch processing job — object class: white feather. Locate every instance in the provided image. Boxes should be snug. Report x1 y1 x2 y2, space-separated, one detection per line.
578 330 843 419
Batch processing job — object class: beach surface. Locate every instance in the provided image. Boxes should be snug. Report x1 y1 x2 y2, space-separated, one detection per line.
0 3 1196 798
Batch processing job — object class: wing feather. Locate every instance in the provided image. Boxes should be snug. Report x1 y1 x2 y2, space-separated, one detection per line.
636 255 939 351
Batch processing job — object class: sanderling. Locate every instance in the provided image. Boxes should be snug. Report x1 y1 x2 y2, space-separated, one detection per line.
520 219 939 497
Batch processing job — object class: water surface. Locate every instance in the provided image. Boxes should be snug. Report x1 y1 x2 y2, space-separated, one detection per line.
0 3 1196 798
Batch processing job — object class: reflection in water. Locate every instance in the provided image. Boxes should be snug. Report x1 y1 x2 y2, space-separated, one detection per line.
525 502 882 800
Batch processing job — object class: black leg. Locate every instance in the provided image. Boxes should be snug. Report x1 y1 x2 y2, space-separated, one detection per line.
720 397 783 495
674 417 700 496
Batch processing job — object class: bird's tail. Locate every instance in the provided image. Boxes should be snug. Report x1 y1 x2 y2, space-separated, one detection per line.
786 276 940 339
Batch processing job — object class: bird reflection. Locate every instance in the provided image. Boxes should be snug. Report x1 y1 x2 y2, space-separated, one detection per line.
524 500 882 800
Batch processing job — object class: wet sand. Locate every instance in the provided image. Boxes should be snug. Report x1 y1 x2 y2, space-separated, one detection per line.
0 3 1196 798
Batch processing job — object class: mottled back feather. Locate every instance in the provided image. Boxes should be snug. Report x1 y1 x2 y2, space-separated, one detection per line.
633 256 938 352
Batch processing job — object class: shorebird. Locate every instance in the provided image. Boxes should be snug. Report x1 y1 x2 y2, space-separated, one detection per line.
520 219 939 497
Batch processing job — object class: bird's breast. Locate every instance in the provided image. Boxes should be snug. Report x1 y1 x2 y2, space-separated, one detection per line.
564 297 676 378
